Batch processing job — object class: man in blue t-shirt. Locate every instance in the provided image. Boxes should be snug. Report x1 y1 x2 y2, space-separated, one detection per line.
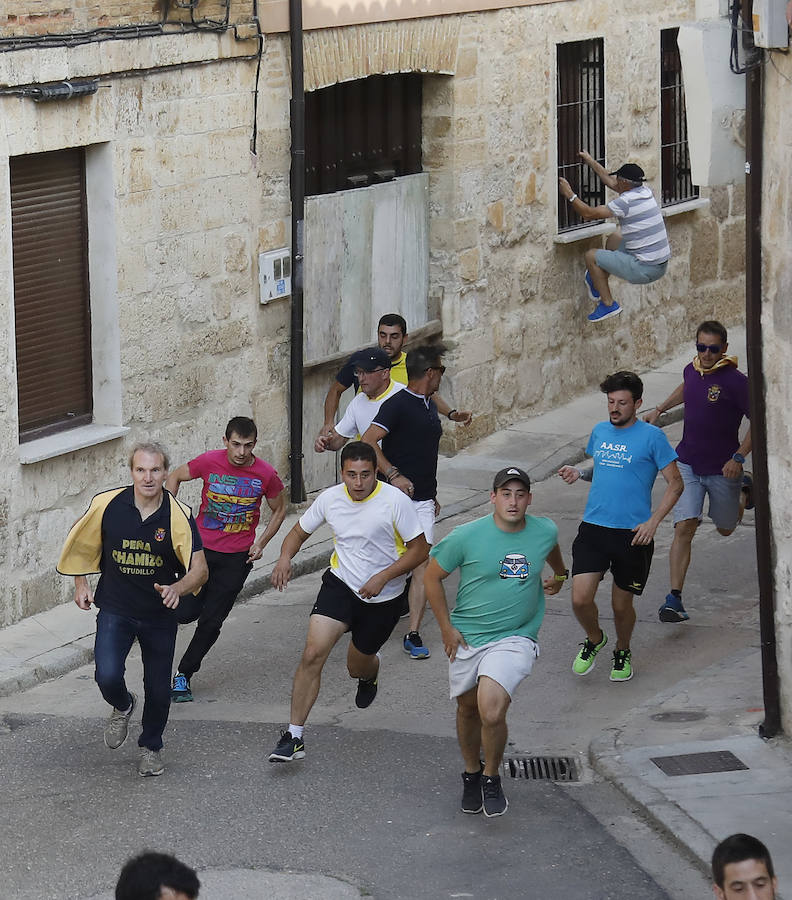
559 371 682 683
425 467 568 817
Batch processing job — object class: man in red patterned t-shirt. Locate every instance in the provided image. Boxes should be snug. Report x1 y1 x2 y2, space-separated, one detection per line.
166 416 286 701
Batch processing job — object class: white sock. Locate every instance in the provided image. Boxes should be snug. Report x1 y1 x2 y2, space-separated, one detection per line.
288 724 304 739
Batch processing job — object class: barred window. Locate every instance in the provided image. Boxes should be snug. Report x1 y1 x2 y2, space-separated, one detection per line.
305 74 422 196
557 38 605 231
660 28 698 206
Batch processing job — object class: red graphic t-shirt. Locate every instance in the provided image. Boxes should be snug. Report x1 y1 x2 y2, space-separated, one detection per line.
188 450 284 553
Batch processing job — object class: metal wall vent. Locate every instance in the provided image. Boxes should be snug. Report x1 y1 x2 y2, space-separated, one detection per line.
650 750 748 777
503 755 580 782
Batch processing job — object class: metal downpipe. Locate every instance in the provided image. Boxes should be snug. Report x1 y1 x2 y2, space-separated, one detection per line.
288 0 306 504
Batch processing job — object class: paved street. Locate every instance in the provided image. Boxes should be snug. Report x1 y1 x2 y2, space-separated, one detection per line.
0 419 761 899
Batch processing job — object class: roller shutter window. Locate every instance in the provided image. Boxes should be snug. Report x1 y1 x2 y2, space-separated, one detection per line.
10 148 93 442
305 73 423 196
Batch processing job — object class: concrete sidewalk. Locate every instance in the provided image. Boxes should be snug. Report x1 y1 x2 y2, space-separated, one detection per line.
3 326 790 894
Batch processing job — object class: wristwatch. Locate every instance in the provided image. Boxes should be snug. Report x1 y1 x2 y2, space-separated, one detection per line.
732 452 746 464
554 569 570 582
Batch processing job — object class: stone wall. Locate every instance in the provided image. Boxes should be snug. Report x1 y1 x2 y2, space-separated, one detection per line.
0 1 747 627
0 2 251 34
761 47 792 733
422 1 747 453
0 28 289 625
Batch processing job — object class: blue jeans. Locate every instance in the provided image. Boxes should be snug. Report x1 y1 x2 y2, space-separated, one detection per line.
94 608 177 751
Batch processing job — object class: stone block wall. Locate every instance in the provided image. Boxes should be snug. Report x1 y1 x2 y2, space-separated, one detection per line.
422 1 747 454
0 1 252 34
0 0 748 627
761 48 792 734
0 29 291 625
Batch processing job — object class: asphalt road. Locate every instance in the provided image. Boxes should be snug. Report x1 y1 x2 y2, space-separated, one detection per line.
0 427 758 899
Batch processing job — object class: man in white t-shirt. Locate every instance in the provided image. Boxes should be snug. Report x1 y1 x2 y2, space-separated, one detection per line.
314 347 404 452
268 441 429 763
559 151 670 323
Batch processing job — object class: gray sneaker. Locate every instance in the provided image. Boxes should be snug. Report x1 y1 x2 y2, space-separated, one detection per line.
138 748 165 777
103 691 136 750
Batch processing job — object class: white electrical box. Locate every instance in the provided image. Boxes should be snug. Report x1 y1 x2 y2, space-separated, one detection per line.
753 0 789 48
258 248 291 304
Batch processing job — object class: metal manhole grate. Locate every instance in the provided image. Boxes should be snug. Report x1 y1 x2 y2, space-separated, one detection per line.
650 750 749 777
502 755 580 782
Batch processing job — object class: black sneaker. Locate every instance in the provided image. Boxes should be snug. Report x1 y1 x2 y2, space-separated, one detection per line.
268 730 305 762
482 774 508 817
355 675 378 709
461 766 484 814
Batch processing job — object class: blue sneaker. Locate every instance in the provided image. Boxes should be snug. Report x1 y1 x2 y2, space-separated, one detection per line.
403 631 430 660
588 300 621 322
741 472 754 510
584 270 601 301
658 593 690 623
171 672 193 702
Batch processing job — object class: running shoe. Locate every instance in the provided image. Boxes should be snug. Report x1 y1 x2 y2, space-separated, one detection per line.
138 748 165 777
355 675 378 709
482 775 508 817
658 592 690 623
572 631 607 676
403 631 430 660
584 269 601 302
588 300 621 323
610 648 633 682
268 730 305 762
461 766 484 814
171 672 193 702
104 691 136 750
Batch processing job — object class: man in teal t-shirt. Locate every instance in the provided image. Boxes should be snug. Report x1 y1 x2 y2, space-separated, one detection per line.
425 467 568 818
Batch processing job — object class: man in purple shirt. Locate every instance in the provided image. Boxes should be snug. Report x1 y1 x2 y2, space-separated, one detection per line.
644 321 752 622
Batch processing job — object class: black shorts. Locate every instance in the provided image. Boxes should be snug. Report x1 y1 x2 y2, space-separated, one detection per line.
571 522 654 595
311 569 406 656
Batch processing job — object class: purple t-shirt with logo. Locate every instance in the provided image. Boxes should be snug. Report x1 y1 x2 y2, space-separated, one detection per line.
675 362 750 475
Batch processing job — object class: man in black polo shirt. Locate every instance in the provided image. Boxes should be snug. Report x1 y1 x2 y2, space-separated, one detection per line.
362 343 447 660
57 442 208 777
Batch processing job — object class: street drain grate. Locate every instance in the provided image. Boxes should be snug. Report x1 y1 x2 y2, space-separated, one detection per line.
502 755 580 782
650 750 749 777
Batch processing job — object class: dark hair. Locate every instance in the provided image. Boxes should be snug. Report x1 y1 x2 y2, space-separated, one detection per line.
600 370 643 401
406 343 448 380
225 416 257 441
340 440 377 469
116 851 200 900
712 834 774 888
697 320 728 345
378 313 407 336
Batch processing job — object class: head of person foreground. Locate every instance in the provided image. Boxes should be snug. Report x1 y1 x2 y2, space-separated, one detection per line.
712 833 777 900
116 851 200 900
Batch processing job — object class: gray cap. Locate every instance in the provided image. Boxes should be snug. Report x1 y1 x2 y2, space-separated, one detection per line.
492 466 531 492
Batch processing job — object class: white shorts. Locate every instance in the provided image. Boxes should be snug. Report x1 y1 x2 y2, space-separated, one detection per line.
412 498 436 545
449 635 539 699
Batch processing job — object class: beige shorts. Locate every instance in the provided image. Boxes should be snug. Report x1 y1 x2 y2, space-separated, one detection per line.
412 498 436 544
449 635 539 699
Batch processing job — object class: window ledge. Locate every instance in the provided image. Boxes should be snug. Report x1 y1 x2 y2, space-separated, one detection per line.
19 424 130 465
662 197 709 218
554 222 617 244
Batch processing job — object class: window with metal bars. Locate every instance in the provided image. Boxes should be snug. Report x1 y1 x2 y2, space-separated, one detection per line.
305 73 422 196
557 38 606 231
661 28 698 206
10 148 93 442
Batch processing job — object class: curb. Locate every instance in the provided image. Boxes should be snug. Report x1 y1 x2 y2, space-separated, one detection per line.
588 728 717 881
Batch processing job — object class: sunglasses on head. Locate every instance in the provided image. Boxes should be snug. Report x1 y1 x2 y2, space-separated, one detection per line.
696 342 722 354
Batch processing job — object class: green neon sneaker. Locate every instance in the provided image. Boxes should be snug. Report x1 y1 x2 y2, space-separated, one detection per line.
609 648 633 682
572 631 608 676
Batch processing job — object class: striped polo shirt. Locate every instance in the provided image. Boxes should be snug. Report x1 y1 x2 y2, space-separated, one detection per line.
608 186 671 264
